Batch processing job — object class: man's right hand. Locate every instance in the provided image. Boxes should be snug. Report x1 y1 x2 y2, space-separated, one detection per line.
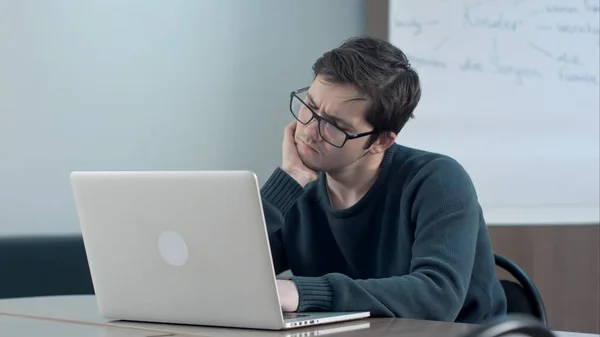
281 122 318 187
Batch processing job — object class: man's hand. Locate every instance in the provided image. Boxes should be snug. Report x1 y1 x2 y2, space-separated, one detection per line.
277 279 299 312
281 122 318 187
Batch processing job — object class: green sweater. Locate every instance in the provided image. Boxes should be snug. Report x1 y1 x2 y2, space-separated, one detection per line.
260 143 507 323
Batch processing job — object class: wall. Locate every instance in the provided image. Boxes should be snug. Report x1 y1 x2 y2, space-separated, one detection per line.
366 0 599 333
489 225 600 334
0 0 366 236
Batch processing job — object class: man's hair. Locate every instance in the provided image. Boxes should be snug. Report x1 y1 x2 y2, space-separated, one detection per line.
312 36 421 145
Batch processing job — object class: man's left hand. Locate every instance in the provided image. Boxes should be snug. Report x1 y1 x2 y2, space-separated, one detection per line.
276 279 299 312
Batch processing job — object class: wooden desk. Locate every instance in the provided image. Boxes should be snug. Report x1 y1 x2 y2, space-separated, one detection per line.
0 295 597 337
0 313 163 337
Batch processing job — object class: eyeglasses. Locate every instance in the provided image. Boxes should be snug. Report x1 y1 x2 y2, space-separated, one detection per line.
289 87 376 148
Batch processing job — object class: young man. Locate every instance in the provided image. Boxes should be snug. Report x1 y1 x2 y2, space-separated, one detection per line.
260 36 507 323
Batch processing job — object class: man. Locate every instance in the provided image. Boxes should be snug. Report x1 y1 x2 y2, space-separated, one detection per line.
260 36 507 323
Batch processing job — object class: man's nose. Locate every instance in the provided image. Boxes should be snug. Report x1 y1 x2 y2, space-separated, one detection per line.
305 118 322 141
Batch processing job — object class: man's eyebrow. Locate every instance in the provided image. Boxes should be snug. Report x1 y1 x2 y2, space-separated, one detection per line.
306 92 354 129
344 97 367 103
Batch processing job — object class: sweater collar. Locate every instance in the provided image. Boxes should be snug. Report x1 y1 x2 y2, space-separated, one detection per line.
316 143 398 218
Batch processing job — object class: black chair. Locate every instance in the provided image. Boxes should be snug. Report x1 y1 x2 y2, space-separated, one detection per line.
464 314 556 337
0 234 95 299
494 254 548 326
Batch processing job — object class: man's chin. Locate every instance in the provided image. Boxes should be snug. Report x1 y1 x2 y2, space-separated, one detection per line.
297 152 322 172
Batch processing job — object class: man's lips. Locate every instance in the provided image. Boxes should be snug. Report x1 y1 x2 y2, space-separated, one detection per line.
298 140 319 153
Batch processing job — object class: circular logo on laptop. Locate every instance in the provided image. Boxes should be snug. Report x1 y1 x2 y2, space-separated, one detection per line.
158 231 188 267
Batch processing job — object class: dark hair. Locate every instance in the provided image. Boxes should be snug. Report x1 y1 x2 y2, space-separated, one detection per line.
312 36 421 145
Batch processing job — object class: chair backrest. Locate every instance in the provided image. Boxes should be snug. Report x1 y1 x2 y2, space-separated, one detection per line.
0 234 95 299
494 254 548 326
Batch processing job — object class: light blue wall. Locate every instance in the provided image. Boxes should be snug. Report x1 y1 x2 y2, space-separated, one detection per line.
0 0 366 235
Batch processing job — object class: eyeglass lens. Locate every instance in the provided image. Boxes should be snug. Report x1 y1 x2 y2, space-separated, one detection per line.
290 91 347 147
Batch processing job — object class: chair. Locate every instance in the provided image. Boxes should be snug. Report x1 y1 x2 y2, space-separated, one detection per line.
494 254 548 326
0 234 95 299
464 314 555 337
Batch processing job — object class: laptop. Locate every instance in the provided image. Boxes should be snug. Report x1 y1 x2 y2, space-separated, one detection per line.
70 170 370 330
103 318 371 337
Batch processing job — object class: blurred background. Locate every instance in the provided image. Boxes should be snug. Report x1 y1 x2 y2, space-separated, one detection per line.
0 0 598 334
0 0 366 236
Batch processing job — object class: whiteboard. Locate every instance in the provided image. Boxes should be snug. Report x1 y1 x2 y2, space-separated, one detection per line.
389 0 600 225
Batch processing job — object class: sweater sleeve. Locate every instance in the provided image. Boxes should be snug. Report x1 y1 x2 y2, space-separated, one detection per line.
291 158 481 321
260 167 305 275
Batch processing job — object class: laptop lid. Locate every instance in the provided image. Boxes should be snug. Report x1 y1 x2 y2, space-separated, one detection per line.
70 170 286 330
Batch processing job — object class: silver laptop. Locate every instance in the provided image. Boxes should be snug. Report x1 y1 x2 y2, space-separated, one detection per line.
70 170 370 330
104 318 371 337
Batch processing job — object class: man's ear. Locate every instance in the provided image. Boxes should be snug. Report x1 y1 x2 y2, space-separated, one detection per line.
368 132 397 155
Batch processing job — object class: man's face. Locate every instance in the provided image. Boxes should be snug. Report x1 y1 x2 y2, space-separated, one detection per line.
294 76 374 173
